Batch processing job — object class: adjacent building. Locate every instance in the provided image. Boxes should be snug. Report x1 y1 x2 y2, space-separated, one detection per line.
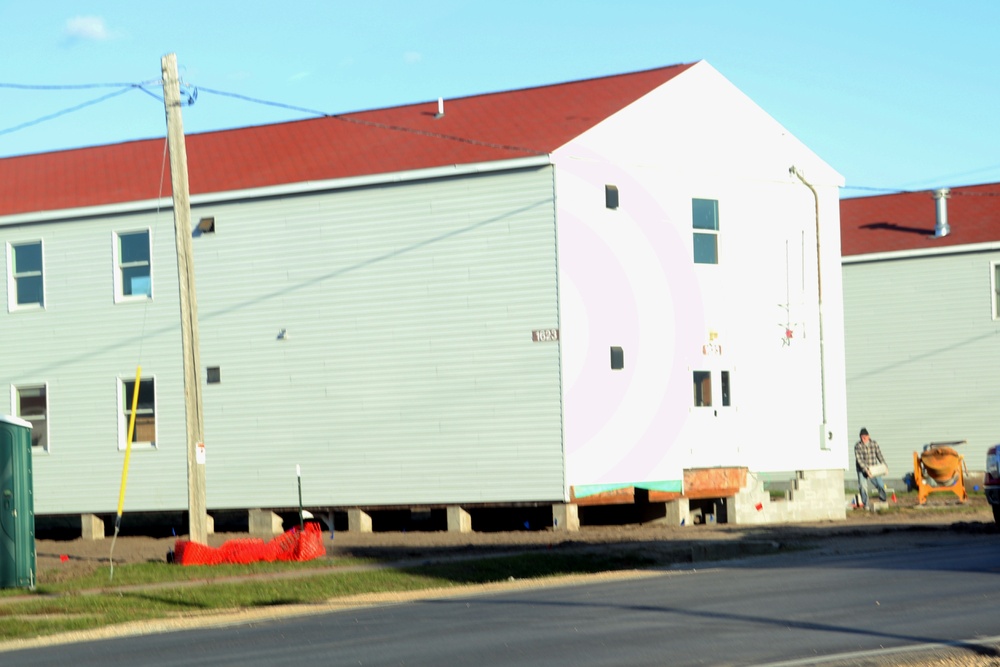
841 183 1000 482
1 61 849 530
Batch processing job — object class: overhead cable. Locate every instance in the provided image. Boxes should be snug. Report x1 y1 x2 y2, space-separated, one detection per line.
197 86 545 156
0 87 136 137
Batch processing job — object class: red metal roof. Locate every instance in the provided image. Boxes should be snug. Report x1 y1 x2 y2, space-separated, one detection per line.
0 63 696 217
841 182 1000 256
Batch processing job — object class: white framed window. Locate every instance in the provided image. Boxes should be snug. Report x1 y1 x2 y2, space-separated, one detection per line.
114 230 152 302
992 261 1000 320
7 240 45 310
118 376 157 450
12 384 48 451
693 198 719 264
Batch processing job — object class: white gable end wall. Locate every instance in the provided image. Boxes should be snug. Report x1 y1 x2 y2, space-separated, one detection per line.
555 61 848 496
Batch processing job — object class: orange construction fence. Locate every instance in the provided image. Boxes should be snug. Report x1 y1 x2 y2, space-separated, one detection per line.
173 521 326 566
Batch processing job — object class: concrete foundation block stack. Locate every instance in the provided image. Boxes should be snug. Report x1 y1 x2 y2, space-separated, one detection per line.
249 509 284 538
731 469 846 525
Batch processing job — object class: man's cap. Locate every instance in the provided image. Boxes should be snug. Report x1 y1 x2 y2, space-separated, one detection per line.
859 428 869 437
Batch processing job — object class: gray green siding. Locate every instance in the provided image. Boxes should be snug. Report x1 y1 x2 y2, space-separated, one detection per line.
1 165 564 514
196 167 563 508
843 250 1000 476
2 216 188 514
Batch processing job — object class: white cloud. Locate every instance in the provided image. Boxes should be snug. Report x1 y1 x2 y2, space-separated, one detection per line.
403 51 422 64
64 16 113 41
289 71 311 82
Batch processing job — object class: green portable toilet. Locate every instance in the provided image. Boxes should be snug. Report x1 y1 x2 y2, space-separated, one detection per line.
0 415 35 589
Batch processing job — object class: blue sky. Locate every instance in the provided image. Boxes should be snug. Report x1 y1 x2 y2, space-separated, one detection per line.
1 1 998 197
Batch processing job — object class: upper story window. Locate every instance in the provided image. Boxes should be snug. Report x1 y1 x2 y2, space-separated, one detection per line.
692 198 719 264
7 241 44 309
14 384 48 451
115 230 152 301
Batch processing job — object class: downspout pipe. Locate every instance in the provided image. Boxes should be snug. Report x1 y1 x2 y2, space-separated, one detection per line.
789 166 831 447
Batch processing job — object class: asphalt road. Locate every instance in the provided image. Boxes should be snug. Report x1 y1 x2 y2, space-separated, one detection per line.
10 533 1000 666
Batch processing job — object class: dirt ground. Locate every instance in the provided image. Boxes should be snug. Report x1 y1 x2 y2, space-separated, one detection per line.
32 497 998 583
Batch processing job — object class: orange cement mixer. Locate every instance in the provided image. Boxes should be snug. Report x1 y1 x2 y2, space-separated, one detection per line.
913 441 969 504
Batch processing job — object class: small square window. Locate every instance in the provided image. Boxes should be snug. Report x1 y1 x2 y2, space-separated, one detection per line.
605 185 619 210
693 199 719 231
693 370 712 406
207 367 221 384
693 234 718 264
610 346 624 370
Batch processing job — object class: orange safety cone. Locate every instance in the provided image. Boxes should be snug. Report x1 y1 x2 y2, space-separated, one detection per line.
891 491 897 503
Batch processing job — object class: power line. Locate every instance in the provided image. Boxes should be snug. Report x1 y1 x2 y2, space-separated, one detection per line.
0 87 137 138
841 185 915 195
0 81 157 90
197 86 546 156
196 86 327 118
0 79 191 140
842 184 1000 198
951 190 1000 197
2 78 543 157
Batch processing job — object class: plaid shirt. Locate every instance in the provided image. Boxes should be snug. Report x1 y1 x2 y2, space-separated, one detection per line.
855 437 886 472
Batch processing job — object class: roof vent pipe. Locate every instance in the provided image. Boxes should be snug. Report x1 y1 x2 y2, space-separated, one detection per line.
435 97 444 118
933 188 951 238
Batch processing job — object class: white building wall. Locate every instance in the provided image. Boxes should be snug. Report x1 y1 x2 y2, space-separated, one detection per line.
556 61 848 496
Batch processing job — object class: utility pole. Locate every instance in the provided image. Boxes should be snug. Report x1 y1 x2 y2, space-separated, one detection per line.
162 53 208 543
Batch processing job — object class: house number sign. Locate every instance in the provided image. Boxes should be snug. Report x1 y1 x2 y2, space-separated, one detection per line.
532 329 560 342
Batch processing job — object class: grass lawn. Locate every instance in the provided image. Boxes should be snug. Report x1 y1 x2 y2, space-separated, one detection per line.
0 550 658 643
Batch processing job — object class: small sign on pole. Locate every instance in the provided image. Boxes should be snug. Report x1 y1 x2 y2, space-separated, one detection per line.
296 464 304 530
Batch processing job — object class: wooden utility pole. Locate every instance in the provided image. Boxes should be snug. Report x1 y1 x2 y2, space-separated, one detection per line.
162 53 208 543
